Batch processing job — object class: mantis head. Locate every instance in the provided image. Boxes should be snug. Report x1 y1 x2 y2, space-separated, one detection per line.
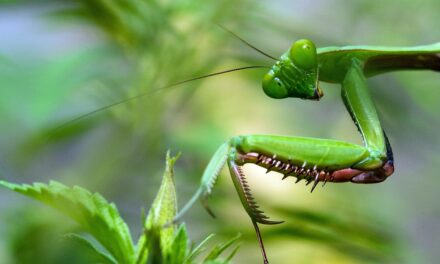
262 39 323 100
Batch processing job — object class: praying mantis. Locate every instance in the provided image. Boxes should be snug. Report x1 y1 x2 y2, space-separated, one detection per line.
167 37 440 263
55 30 440 263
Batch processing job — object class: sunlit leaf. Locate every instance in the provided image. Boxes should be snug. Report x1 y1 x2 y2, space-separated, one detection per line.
0 180 135 264
64 233 117 264
145 151 179 229
203 233 241 262
168 224 189 264
136 151 180 263
185 233 215 263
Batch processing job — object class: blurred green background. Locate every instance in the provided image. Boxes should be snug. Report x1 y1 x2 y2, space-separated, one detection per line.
0 0 439 263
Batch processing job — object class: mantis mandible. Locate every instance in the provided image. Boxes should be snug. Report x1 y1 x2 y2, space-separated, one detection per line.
168 37 440 263
56 29 440 263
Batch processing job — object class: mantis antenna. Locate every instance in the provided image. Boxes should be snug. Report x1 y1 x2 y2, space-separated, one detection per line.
50 65 269 135
50 25 277 135
216 24 278 60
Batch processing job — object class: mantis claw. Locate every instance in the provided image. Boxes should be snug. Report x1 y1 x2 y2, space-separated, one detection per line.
228 157 282 263
229 160 284 225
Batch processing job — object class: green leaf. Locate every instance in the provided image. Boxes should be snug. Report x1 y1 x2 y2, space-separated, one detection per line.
203 234 242 262
223 243 241 262
64 233 117 264
186 233 215 263
146 150 179 248
146 151 180 228
144 227 163 264
0 180 135 264
168 224 189 264
136 151 180 263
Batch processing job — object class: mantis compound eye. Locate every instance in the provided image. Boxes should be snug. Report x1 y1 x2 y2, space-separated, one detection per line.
289 39 317 70
262 71 288 99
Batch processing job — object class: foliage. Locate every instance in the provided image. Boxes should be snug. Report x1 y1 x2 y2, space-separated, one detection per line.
1 0 439 263
0 152 240 264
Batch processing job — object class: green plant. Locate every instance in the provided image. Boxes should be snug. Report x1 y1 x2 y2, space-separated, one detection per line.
0 152 240 264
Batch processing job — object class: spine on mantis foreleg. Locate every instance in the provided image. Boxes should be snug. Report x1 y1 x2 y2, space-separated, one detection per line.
172 142 229 223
